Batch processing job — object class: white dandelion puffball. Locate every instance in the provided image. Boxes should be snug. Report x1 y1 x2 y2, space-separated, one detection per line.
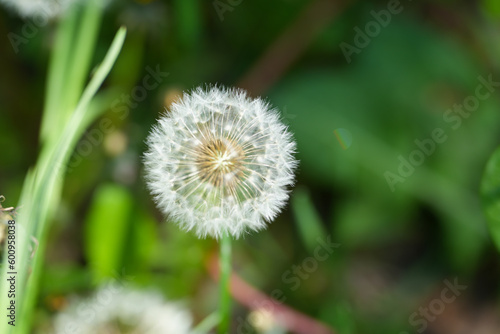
1 0 110 19
53 284 192 334
144 86 297 239
1 0 76 19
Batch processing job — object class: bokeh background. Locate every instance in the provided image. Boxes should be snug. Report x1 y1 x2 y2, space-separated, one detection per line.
1 0 500 333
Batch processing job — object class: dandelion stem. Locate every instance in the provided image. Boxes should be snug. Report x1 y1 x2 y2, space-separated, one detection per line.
218 232 232 334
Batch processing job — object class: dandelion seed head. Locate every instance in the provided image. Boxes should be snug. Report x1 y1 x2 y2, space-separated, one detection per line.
1 0 106 20
144 86 297 239
53 285 192 334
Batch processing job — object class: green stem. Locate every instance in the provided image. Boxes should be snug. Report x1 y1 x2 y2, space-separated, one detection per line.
192 312 220 334
40 6 78 145
218 233 232 334
60 0 104 129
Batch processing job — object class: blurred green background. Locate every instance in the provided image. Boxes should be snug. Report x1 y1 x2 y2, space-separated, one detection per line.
1 0 500 333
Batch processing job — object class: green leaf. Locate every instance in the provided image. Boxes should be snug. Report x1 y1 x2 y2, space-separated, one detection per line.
60 0 104 129
291 187 327 252
322 301 356 334
173 0 202 50
41 0 104 146
40 7 78 145
481 146 500 252
482 0 500 17
0 26 127 334
270 19 492 272
84 184 133 279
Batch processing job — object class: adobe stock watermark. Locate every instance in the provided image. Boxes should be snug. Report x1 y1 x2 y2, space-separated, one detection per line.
340 0 410 64
399 278 467 334
7 0 67 54
236 236 340 334
213 0 244 21
384 74 500 192
61 65 169 177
